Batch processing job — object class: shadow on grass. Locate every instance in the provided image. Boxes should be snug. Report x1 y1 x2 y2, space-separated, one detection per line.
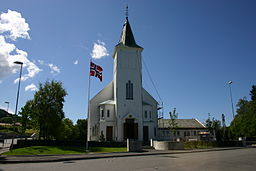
32 146 51 153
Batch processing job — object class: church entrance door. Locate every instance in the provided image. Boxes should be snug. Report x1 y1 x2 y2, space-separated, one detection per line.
123 119 138 140
143 126 149 142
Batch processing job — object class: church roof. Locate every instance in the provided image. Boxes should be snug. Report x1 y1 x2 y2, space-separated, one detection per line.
116 17 142 48
99 100 115 105
159 119 206 129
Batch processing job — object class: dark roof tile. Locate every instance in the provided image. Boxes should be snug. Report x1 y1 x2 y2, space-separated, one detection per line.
117 18 142 48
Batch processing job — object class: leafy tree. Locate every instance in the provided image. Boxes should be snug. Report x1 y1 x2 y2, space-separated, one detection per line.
74 119 87 141
169 108 178 140
57 118 78 140
22 80 67 140
250 85 256 101
205 116 224 142
230 85 256 138
19 100 33 134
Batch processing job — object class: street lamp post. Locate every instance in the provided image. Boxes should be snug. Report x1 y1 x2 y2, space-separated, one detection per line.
5 101 10 113
228 81 237 140
10 61 23 151
14 61 23 116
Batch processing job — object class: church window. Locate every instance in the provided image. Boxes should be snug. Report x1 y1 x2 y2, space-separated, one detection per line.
126 80 133 100
107 110 110 117
101 110 104 118
144 111 147 118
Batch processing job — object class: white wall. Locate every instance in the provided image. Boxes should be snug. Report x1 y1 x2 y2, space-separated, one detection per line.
113 46 144 141
88 81 114 141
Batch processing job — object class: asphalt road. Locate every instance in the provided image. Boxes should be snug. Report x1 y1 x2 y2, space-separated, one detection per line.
1 148 255 171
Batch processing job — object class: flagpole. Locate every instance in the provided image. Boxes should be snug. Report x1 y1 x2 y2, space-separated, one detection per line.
86 58 92 151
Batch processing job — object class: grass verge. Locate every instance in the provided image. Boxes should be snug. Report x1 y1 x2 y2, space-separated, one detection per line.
2 146 127 155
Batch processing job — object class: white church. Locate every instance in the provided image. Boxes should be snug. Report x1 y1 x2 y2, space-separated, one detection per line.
88 16 159 142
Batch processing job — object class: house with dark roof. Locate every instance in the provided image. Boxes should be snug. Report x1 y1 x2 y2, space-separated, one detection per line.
158 119 212 141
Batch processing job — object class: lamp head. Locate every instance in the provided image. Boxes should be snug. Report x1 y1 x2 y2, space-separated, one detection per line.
14 61 23 65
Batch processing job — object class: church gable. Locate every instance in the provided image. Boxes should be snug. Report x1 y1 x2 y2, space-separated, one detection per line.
142 88 158 106
90 81 114 114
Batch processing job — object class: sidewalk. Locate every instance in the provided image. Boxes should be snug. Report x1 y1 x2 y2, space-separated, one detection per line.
0 147 246 164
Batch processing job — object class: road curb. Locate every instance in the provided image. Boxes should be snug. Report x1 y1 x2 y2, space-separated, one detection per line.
0 147 247 164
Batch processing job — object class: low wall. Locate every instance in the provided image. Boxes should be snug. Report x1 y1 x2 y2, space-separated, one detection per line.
153 141 184 150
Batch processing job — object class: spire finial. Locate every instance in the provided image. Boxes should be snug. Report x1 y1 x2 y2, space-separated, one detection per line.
125 5 128 19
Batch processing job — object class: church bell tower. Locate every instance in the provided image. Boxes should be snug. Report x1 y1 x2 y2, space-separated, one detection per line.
113 16 144 141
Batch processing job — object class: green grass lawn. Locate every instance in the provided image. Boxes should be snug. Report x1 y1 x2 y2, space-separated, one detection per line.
2 146 127 155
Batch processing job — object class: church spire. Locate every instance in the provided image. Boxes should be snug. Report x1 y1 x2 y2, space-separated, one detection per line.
116 6 142 48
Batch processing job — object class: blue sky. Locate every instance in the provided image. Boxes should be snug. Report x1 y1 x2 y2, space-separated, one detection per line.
0 0 255 125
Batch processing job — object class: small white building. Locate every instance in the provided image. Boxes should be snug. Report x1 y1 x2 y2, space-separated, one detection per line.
158 119 211 141
88 16 159 142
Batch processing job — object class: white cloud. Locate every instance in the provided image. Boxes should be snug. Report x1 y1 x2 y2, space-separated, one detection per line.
91 40 109 59
48 63 60 74
38 60 45 65
0 9 30 41
74 60 78 65
0 80 2 84
0 10 40 84
25 83 37 91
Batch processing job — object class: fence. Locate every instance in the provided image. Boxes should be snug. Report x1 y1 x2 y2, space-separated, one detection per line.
12 140 126 149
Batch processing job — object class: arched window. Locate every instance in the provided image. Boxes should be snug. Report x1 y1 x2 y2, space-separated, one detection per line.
126 80 133 100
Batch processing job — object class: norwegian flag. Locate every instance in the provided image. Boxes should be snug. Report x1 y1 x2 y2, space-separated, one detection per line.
90 61 103 82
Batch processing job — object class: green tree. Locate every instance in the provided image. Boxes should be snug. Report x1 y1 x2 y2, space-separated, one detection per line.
250 85 256 101
74 119 87 141
205 116 223 142
19 100 33 134
57 118 78 140
25 80 67 140
169 108 178 140
230 85 256 138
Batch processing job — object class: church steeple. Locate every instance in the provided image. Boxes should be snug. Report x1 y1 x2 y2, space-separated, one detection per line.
116 7 142 48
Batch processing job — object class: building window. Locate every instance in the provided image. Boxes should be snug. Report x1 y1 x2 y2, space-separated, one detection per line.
107 110 110 117
149 111 152 119
177 131 180 136
101 110 104 118
194 131 197 136
126 80 133 100
145 111 148 118
154 127 156 136
107 110 110 118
